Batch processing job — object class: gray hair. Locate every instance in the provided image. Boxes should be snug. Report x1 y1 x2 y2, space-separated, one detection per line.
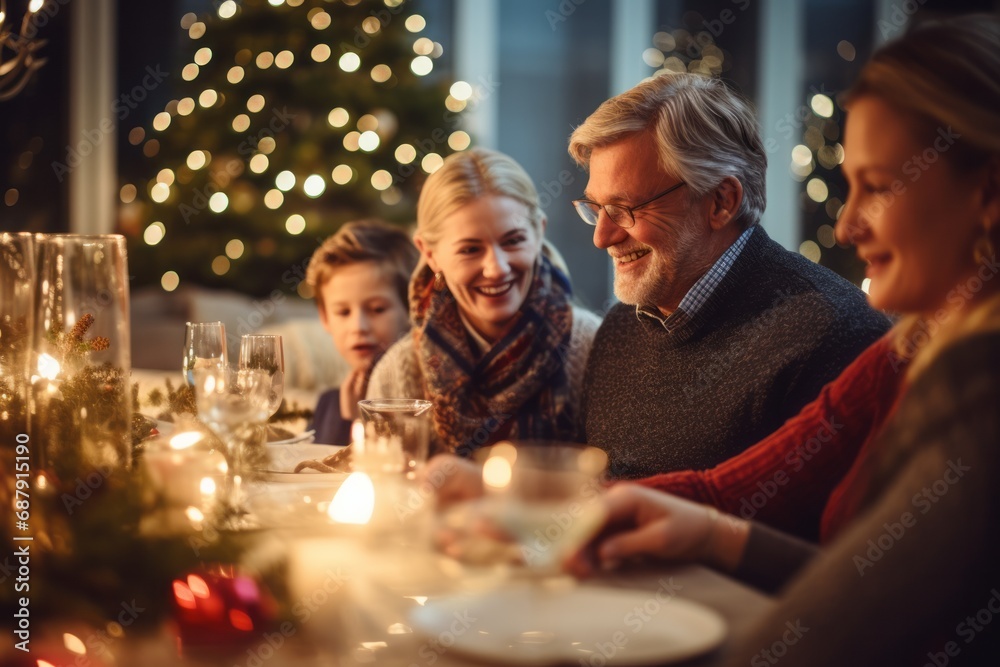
569 72 767 229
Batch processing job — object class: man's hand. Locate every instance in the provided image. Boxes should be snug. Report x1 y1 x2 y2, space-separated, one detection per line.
566 484 750 577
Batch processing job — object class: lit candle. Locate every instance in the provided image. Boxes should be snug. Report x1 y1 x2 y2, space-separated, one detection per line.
143 431 226 509
351 419 365 455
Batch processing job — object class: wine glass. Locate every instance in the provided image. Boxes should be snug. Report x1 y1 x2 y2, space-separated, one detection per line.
192 365 270 528
447 442 609 578
183 321 228 386
238 334 284 419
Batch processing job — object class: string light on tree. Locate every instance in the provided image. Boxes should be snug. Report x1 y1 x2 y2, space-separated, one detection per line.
123 0 465 296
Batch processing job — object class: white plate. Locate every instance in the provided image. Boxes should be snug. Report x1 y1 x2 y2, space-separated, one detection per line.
409 584 726 666
262 443 348 480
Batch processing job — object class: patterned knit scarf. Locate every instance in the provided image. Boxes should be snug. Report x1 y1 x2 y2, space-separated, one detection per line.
411 255 575 456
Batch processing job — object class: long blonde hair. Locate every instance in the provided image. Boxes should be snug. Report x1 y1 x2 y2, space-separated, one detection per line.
846 14 1000 379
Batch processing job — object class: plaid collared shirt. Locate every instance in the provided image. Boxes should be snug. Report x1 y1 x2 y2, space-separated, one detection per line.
636 225 757 330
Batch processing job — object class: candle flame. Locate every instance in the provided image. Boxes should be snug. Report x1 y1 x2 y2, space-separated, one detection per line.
170 431 204 450
482 456 512 489
483 441 517 490
351 419 365 451
328 472 375 524
37 353 60 380
63 633 86 655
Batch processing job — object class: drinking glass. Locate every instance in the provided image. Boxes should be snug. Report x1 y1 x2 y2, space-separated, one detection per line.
182 321 227 386
357 398 432 476
238 334 284 419
464 442 608 575
192 365 270 528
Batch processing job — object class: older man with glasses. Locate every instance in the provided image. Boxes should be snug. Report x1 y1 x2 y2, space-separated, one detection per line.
569 72 889 480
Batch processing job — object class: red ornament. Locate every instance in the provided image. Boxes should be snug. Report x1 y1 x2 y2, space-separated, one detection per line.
171 565 278 657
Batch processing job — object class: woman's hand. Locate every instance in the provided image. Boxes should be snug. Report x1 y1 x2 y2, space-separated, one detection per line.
566 484 750 577
339 366 370 422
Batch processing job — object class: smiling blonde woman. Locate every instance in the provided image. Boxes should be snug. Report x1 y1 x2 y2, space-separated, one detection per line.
367 148 600 456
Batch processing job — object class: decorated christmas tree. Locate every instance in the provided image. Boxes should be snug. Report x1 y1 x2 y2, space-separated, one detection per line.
120 0 469 297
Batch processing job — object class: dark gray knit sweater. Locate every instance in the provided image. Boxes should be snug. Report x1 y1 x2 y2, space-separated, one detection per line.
581 226 891 479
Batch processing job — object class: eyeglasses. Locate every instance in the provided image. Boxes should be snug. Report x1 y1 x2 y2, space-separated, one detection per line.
572 181 687 229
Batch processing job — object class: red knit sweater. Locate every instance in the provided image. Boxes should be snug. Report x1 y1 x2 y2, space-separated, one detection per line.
636 335 908 543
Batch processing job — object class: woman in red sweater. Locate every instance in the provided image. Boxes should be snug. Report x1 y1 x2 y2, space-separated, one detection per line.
635 333 908 543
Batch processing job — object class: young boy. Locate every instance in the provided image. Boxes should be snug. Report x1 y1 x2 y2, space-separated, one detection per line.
306 220 418 445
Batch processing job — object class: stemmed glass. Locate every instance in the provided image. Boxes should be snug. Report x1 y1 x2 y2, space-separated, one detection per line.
192 365 271 528
183 321 228 386
238 334 284 419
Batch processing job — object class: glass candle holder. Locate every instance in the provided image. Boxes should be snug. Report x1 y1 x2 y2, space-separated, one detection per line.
0 232 35 445
30 234 132 485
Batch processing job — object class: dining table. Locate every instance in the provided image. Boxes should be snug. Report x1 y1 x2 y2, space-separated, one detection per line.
76 532 777 667
8 370 777 667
